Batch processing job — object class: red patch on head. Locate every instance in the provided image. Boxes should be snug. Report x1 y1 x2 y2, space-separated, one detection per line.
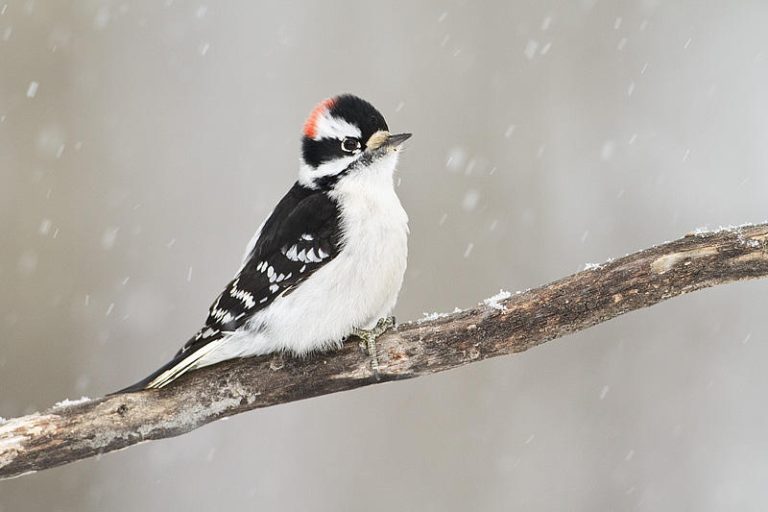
303 97 336 139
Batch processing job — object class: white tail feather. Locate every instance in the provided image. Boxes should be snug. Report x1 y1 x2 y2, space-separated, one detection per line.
147 337 228 389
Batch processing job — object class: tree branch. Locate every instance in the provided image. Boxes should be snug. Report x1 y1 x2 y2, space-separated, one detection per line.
2 224 768 479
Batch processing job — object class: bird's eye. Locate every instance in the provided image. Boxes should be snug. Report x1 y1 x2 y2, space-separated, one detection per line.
341 137 361 153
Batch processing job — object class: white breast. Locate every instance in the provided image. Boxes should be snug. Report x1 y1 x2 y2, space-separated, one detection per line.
213 153 409 359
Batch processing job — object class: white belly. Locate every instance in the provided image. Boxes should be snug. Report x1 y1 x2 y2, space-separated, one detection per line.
212 158 409 359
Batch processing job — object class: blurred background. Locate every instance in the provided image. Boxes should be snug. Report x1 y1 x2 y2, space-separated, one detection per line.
2 0 768 510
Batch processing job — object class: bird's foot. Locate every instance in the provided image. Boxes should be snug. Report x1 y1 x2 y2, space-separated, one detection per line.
352 316 395 375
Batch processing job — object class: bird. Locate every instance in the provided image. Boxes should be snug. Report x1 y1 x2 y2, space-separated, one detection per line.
117 94 411 392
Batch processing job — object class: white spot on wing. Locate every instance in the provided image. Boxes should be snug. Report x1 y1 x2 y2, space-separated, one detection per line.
211 307 234 324
229 278 256 309
203 328 218 338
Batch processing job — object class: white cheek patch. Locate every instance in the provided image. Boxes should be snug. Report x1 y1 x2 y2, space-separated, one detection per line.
298 156 357 187
313 156 356 175
312 112 361 141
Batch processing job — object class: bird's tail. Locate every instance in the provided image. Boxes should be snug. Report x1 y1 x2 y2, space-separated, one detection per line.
112 336 228 394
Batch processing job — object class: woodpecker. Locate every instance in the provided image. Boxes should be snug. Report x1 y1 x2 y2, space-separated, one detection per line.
118 94 410 392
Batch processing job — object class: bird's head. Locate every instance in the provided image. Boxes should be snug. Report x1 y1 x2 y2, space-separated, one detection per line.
299 94 411 189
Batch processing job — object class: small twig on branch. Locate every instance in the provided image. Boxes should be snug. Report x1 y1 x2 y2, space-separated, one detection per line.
2 224 768 479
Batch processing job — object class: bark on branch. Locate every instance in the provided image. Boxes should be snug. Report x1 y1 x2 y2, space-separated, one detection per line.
2 224 768 480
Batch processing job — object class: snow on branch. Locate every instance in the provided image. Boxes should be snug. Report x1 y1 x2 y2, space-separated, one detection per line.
2 223 768 480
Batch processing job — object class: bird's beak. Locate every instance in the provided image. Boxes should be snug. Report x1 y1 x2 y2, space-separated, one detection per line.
366 131 413 151
385 132 412 148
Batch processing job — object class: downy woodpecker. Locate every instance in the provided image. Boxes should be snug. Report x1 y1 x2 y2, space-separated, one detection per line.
119 94 410 392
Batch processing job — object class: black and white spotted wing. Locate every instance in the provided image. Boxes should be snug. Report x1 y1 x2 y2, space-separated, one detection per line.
183 184 343 355
115 183 342 393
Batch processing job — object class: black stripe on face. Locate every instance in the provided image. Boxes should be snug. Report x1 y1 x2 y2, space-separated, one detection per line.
301 136 347 168
311 151 377 190
312 170 348 190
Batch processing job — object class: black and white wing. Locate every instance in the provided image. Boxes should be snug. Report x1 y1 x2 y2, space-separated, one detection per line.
117 184 343 392
184 188 342 352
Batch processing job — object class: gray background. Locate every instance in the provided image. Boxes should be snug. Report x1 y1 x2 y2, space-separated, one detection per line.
2 1 768 510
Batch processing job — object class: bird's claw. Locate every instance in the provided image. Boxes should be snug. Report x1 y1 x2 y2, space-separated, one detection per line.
352 316 395 375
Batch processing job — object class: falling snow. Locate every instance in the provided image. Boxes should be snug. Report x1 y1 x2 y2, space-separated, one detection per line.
26 81 39 98
446 147 466 172
524 40 539 60
36 127 66 159
2 4 766 506
461 189 480 212
39 219 52 235
600 140 615 161
101 227 119 250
